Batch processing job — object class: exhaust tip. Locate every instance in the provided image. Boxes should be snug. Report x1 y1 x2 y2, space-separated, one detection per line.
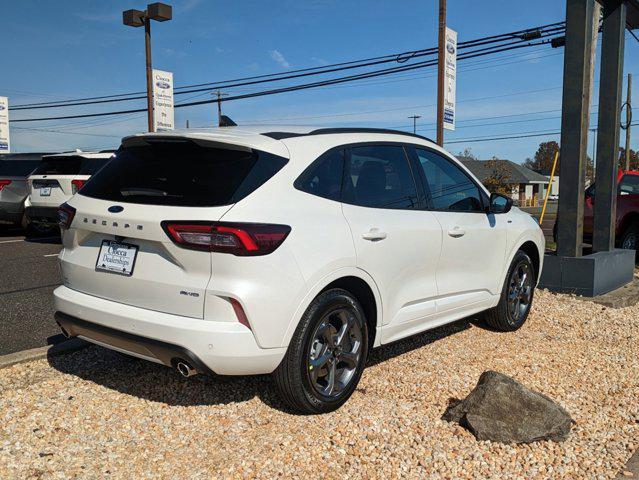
176 360 197 378
57 321 71 339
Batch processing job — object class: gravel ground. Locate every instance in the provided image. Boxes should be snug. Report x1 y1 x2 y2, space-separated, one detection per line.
0 289 637 479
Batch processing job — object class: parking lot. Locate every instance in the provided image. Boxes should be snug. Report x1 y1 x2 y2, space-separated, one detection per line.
0 228 63 355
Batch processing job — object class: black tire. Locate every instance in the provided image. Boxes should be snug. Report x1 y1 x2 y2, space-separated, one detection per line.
274 288 369 414
484 250 535 331
618 222 639 253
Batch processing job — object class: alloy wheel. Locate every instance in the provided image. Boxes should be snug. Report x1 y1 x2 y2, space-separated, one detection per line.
307 308 363 398
507 261 533 325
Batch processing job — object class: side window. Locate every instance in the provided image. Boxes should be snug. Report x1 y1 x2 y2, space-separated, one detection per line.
619 175 639 195
414 148 484 212
294 149 344 201
343 145 418 209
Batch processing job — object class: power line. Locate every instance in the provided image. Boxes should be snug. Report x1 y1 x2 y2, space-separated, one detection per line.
12 36 562 124
10 22 565 111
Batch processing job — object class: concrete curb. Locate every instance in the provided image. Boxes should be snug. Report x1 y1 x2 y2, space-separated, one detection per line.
617 449 639 479
0 338 89 370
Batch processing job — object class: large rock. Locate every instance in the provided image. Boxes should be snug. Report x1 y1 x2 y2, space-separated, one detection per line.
442 371 574 444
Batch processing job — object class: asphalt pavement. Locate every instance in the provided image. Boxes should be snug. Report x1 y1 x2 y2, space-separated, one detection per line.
0 228 64 355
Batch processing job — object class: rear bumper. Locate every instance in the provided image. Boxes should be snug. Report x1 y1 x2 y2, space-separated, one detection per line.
26 206 58 224
53 285 287 375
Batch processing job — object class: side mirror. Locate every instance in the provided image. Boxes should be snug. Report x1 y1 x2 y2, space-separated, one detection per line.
489 192 513 214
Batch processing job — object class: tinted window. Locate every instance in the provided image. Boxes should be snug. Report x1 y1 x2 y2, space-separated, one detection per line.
0 160 39 177
295 149 344 201
343 145 418 209
79 157 111 175
414 148 483 212
619 175 639 195
33 156 82 175
80 141 287 207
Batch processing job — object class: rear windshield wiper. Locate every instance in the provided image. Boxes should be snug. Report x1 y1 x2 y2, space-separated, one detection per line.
119 187 179 198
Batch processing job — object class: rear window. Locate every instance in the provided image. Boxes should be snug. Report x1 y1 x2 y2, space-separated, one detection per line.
79 157 111 175
0 160 40 177
33 156 82 175
79 141 288 207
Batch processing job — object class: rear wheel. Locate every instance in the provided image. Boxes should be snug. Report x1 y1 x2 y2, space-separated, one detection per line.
274 289 368 414
484 250 535 331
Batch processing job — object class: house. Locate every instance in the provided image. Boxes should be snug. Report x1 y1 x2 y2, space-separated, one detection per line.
461 159 550 206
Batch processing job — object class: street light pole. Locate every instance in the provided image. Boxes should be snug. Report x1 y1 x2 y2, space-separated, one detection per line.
408 115 421 134
214 90 229 126
436 0 446 146
123 3 172 133
144 17 154 132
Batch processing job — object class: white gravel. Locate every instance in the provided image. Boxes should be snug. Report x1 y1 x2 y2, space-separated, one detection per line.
0 289 637 479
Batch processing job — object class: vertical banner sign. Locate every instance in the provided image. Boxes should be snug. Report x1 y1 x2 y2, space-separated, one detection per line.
152 70 174 131
0 97 9 153
443 27 457 131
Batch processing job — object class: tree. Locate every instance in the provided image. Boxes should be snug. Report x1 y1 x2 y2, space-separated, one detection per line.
456 147 477 161
618 147 639 170
483 157 513 194
529 141 560 173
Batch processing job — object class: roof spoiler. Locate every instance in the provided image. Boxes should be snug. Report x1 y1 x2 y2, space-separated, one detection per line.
219 115 237 127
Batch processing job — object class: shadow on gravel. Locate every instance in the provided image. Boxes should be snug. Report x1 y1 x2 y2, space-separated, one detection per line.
47 316 481 413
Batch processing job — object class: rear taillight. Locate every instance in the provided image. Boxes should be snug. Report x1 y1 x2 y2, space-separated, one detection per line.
0 180 11 191
161 221 291 256
58 203 76 229
71 179 85 194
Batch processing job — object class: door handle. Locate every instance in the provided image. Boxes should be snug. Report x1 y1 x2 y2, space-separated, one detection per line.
447 227 466 238
362 229 387 241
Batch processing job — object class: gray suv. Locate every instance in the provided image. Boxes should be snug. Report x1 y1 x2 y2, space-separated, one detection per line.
0 153 50 229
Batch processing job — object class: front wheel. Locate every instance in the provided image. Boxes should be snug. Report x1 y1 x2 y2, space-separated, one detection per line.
274 289 368 414
618 222 639 252
484 250 535 331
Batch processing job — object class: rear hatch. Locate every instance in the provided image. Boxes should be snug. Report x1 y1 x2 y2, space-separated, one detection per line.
29 155 107 207
60 137 288 318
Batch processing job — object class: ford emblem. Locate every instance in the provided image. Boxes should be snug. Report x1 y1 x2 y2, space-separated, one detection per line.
155 81 170 89
108 205 124 213
446 43 455 54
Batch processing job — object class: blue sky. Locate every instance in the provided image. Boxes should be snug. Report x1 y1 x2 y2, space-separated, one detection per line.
3 0 638 162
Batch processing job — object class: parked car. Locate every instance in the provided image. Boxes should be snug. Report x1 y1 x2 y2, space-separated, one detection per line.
25 151 113 233
53 127 545 413
0 153 51 229
553 169 639 250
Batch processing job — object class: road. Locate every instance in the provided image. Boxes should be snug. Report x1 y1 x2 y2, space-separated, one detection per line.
0 228 63 355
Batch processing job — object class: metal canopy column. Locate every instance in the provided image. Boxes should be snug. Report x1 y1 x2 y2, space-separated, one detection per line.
556 0 596 258
593 0 627 252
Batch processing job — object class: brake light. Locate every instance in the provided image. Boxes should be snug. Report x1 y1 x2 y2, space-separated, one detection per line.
0 180 11 191
161 221 291 256
58 203 76 229
71 179 85 194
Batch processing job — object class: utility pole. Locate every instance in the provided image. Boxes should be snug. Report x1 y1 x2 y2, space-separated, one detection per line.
186 119 190 129
408 115 421 134
214 90 229 126
123 3 173 133
625 73 632 170
436 0 446 146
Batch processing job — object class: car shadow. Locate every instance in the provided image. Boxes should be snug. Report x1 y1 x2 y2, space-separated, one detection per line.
47 316 481 413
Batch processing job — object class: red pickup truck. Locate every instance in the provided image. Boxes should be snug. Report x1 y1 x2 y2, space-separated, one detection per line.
565 170 639 250
553 170 639 250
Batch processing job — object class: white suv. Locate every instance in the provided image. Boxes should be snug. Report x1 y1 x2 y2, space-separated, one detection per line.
54 127 544 413
26 151 113 232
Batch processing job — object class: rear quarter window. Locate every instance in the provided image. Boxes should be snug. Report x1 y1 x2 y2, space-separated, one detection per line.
79 140 288 207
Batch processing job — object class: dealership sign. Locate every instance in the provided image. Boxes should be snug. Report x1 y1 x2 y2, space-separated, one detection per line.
152 69 174 131
443 27 457 131
0 96 9 153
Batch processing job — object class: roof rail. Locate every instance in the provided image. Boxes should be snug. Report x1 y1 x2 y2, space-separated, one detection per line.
262 128 435 143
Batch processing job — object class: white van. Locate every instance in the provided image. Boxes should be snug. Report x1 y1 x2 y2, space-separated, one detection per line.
26 151 113 232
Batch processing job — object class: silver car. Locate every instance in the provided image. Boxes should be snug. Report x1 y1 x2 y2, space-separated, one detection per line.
0 153 50 229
